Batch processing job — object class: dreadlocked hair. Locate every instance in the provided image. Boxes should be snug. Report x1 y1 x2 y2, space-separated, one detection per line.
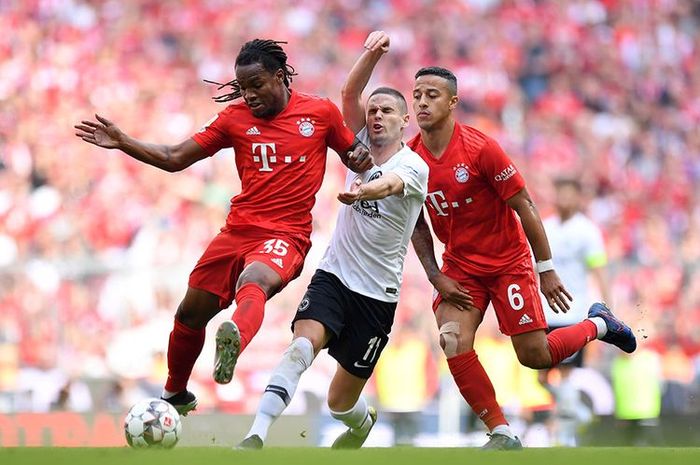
205 39 297 103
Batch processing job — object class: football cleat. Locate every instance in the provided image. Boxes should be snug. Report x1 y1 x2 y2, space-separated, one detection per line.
481 433 523 450
588 302 637 353
236 434 264 450
331 406 377 449
161 390 198 416
213 320 241 384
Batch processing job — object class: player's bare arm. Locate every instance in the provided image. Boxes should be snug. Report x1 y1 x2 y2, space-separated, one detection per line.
341 30 390 133
74 114 208 172
506 187 573 313
590 265 612 305
340 139 373 173
410 210 473 310
337 172 404 205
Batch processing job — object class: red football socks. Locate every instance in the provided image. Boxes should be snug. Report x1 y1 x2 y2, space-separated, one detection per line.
447 350 508 430
546 320 598 366
232 283 268 353
164 319 206 393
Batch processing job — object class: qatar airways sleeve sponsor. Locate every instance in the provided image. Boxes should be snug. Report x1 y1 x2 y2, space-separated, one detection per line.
494 164 517 182
480 138 525 199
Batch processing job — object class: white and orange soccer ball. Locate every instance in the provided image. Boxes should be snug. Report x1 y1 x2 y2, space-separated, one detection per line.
124 398 182 449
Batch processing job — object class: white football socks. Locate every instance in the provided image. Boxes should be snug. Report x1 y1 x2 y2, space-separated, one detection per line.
491 424 516 440
588 317 608 339
330 396 373 436
246 337 315 441
161 389 178 399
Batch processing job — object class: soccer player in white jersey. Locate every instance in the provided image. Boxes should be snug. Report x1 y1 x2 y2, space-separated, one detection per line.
541 177 610 365
237 31 429 449
539 177 610 445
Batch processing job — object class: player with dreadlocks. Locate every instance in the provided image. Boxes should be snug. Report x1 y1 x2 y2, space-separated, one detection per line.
75 39 372 415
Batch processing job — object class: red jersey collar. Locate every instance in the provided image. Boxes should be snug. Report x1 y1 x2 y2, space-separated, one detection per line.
420 121 460 164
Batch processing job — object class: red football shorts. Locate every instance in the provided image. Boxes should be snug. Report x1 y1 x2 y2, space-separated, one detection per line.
188 225 311 309
433 258 547 336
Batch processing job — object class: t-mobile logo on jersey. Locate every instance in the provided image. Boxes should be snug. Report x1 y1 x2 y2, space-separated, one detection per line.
426 190 473 216
252 143 307 172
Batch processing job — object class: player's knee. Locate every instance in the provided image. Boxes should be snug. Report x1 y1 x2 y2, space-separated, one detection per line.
439 321 461 357
175 287 222 328
237 266 279 295
515 345 551 369
175 301 209 329
292 320 327 354
285 337 315 371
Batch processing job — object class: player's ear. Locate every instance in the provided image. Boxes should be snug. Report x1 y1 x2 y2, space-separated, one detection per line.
401 113 410 129
449 95 459 111
275 68 285 83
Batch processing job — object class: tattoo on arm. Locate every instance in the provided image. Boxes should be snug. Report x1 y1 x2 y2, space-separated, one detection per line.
411 212 441 280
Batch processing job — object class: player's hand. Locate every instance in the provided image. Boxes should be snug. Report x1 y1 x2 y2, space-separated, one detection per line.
347 144 373 173
364 30 390 54
432 273 474 311
540 270 573 313
337 177 363 205
74 114 124 149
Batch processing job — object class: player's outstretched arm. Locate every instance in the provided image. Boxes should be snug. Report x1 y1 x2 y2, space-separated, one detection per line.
337 172 404 205
341 30 390 134
506 188 573 313
74 114 208 172
410 210 474 311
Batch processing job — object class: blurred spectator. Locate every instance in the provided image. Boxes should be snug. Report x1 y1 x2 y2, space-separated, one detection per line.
374 323 437 445
542 365 594 447
611 350 663 446
538 176 609 444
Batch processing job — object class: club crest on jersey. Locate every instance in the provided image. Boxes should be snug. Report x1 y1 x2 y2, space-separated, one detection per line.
368 170 382 182
453 163 470 183
298 296 310 312
297 117 315 137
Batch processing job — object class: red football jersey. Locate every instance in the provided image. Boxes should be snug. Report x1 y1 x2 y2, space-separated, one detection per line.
192 90 355 236
408 123 531 275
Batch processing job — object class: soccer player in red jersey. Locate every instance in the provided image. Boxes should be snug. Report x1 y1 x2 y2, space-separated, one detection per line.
408 67 636 449
74 39 371 415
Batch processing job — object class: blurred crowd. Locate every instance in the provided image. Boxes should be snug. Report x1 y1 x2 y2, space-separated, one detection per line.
1 0 700 442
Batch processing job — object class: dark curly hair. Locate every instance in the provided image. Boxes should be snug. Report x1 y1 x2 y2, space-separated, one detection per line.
205 39 297 103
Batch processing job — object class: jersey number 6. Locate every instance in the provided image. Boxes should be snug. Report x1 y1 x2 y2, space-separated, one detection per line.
507 284 524 311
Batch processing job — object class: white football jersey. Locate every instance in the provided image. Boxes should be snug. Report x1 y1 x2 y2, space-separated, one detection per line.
542 212 607 325
318 129 429 302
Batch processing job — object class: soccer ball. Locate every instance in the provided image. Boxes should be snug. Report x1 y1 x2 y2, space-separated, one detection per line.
124 398 182 449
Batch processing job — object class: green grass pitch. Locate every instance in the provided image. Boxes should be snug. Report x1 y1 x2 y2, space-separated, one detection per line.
1 447 699 465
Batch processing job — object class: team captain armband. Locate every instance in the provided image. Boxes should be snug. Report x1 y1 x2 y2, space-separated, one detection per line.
536 259 555 273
